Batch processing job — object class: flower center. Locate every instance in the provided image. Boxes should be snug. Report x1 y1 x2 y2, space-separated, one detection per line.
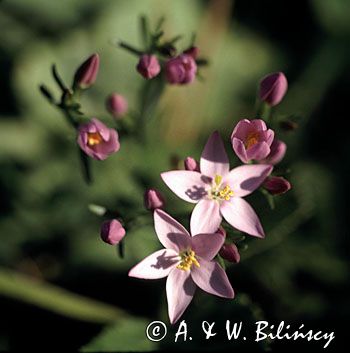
245 131 260 149
87 132 103 146
209 174 234 201
177 249 200 271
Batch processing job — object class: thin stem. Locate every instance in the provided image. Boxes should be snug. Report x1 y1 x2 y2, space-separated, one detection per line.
51 64 68 92
119 41 144 56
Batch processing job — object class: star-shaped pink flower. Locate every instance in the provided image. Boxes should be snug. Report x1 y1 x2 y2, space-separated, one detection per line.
129 209 234 324
161 131 273 237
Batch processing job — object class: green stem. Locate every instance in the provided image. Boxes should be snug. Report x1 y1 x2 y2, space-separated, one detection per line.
257 101 271 122
0 267 126 324
119 41 144 56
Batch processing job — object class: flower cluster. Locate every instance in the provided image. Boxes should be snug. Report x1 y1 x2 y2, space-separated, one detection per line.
40 16 293 326
130 113 291 323
120 18 204 85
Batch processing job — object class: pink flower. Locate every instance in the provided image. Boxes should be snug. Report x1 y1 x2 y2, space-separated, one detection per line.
129 209 234 324
106 93 128 118
162 131 273 237
260 139 286 165
100 219 126 245
136 54 161 79
144 189 165 210
263 176 291 195
231 119 275 163
259 72 288 106
74 53 100 89
165 54 197 85
184 156 200 172
77 118 120 160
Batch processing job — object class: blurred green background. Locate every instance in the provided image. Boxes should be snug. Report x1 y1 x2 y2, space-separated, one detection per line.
0 0 349 351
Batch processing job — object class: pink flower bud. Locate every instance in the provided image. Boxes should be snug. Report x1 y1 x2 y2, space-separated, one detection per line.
74 53 100 89
184 156 200 172
136 54 161 79
231 119 275 163
219 243 240 263
260 139 286 165
263 176 291 195
165 54 197 85
259 72 288 106
100 219 126 245
77 118 120 160
183 46 199 60
106 93 128 119
144 189 165 210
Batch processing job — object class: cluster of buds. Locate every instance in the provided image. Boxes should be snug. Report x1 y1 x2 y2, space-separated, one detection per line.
120 17 206 85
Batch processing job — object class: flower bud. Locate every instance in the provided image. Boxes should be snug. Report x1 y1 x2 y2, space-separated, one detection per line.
144 189 165 210
259 72 288 106
184 156 200 172
219 243 240 263
74 53 100 89
263 176 291 195
100 219 126 245
165 54 197 85
183 46 199 60
136 54 161 79
106 93 128 119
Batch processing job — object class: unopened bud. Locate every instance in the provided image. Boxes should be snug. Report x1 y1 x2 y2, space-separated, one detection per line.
263 176 291 195
100 219 126 245
136 54 161 79
259 72 288 106
74 53 100 89
106 93 128 119
184 157 200 172
219 243 240 263
144 189 165 210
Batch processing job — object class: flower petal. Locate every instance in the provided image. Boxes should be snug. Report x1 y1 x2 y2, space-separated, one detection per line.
246 141 271 161
231 119 252 140
231 137 248 163
166 269 196 324
128 249 179 279
200 131 230 178
161 170 207 203
91 118 110 141
224 164 273 197
190 199 222 235
221 197 265 238
154 209 191 251
261 139 286 165
191 232 224 260
250 119 267 131
191 259 234 298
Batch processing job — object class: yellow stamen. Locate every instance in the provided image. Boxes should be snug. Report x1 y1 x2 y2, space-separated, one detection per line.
177 249 200 271
87 132 103 146
245 132 260 149
210 176 234 201
219 185 234 201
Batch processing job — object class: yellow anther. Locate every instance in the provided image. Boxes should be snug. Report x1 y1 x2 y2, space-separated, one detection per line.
87 132 102 146
245 132 260 149
177 249 200 271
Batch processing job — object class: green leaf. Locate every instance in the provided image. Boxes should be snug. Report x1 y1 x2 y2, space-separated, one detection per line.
81 318 157 352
